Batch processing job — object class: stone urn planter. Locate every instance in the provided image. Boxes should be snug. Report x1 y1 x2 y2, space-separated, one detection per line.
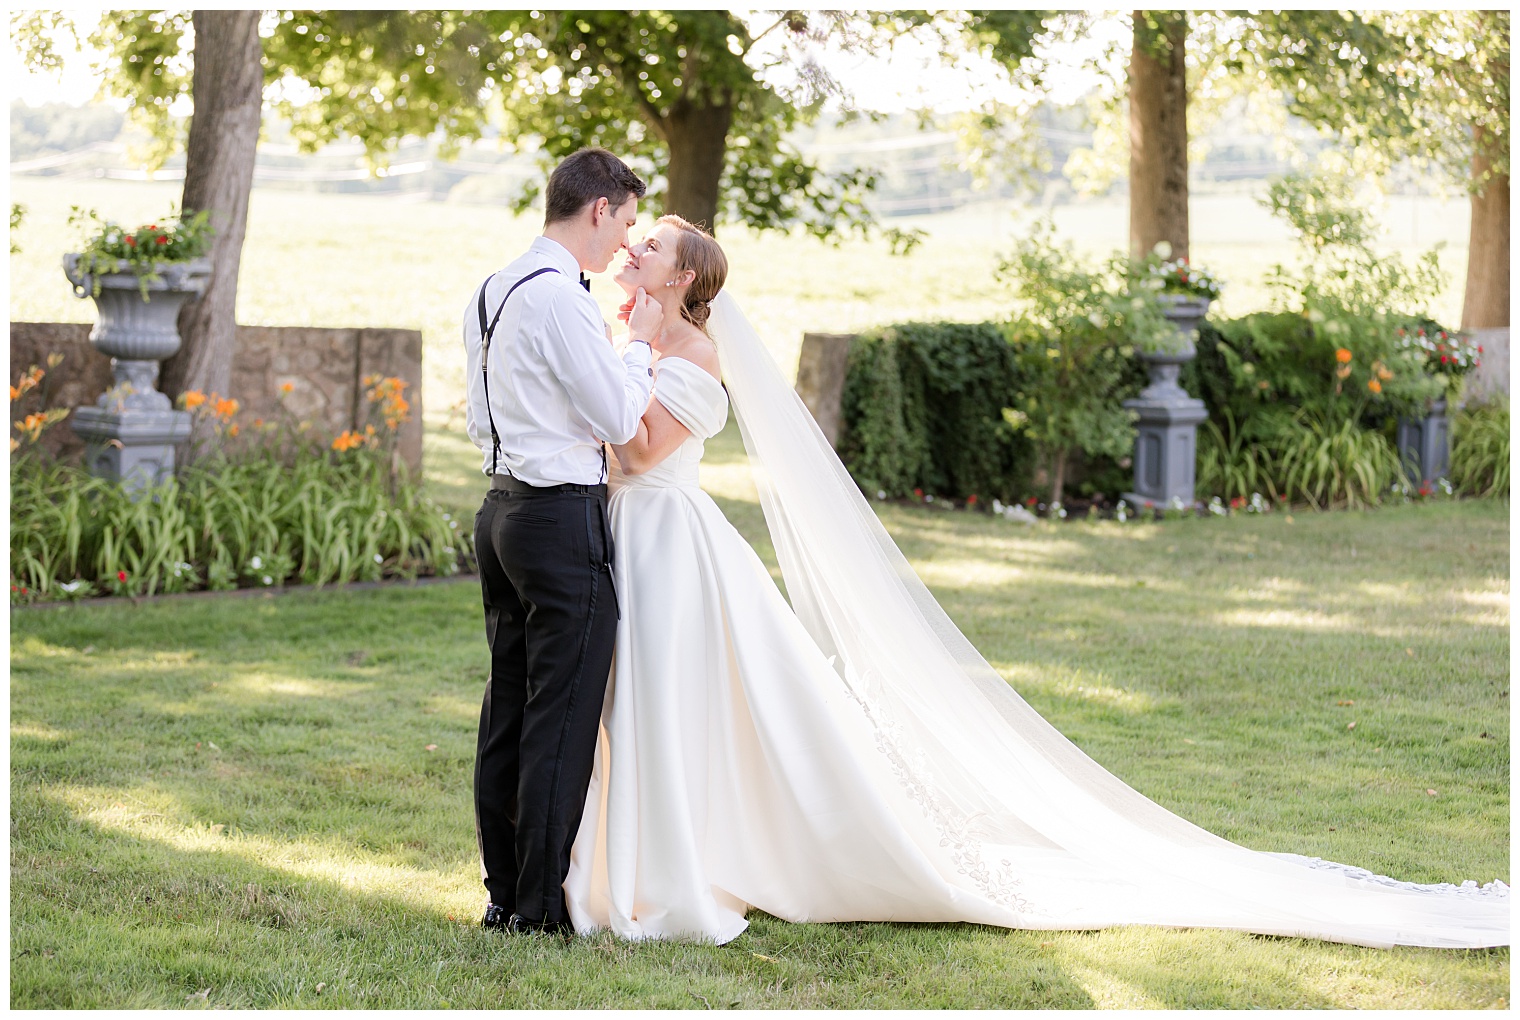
63 254 212 488
1396 396 1451 487
1122 294 1212 510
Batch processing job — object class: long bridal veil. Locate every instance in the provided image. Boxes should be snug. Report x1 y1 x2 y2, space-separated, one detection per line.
707 290 1507 949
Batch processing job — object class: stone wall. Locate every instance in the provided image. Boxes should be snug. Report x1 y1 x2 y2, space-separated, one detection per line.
10 323 423 470
794 332 855 448
1464 327 1509 406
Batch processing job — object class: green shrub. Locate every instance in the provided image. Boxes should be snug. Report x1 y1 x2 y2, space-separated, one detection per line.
995 223 1158 504
840 322 1028 501
1196 410 1281 504
1450 401 1510 498
10 446 469 604
1272 408 1404 510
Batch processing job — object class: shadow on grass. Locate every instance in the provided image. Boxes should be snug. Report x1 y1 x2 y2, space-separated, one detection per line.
22 786 1497 1010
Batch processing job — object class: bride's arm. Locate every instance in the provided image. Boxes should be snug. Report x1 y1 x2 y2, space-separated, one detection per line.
611 398 691 476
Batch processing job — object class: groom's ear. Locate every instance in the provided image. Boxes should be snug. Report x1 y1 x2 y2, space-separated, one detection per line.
589 196 610 225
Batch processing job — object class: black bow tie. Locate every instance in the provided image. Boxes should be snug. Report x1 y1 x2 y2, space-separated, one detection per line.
579 274 590 292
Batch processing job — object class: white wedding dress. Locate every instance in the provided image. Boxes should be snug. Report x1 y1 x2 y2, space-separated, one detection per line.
565 297 1509 949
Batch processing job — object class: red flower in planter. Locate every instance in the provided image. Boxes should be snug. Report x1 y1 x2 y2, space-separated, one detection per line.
117 571 127 583
913 488 924 499
966 494 978 506
156 235 168 245
124 235 136 248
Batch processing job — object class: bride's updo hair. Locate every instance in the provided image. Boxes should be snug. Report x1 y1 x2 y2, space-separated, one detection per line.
658 214 727 334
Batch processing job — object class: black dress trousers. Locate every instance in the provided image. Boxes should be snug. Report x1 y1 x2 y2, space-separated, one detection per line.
472 485 617 923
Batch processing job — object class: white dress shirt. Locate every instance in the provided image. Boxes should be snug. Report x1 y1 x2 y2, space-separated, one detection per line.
463 236 654 486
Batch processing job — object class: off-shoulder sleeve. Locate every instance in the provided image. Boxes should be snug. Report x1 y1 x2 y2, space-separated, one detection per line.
652 356 729 439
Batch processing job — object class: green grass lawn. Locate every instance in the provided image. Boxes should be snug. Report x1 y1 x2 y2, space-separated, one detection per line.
11 418 1508 1006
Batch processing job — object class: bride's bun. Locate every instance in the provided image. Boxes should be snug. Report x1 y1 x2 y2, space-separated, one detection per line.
658 214 727 335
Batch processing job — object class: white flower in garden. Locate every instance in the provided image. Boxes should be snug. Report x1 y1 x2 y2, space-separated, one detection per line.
58 581 81 593
1152 241 1172 259
1089 312 1106 327
250 555 263 570
373 554 383 564
262 575 273 585
877 490 886 501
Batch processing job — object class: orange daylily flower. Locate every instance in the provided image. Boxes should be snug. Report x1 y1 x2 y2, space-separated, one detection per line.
181 390 207 411
214 397 240 419
332 430 366 452
1367 379 1382 394
1334 348 1353 364
279 382 295 394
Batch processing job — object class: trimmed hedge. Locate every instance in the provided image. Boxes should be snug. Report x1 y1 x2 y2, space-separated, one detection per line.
839 322 1031 502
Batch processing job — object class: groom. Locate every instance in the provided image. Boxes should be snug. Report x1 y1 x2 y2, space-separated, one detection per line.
464 147 664 935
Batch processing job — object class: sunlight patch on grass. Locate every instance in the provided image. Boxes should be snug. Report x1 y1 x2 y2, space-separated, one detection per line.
230 674 365 700
1063 963 1168 1008
12 721 70 742
1240 576 1312 601
998 664 1162 716
1452 588 1510 628
1214 606 1400 636
420 692 482 724
50 783 481 916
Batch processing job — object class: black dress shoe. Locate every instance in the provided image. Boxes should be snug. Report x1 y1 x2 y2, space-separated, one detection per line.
481 903 511 930
507 912 574 937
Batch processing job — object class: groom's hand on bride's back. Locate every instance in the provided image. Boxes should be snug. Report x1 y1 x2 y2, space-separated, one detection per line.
624 287 663 342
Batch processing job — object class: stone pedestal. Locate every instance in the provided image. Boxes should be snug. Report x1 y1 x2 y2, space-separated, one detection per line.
63 253 210 492
795 332 855 448
72 406 192 490
1123 358 1209 508
1123 294 1212 509
1397 398 1451 486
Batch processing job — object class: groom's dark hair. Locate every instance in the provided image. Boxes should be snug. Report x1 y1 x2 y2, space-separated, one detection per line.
544 148 647 225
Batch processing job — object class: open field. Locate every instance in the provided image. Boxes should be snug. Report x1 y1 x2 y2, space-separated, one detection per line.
11 407 1510 1006
9 176 1471 421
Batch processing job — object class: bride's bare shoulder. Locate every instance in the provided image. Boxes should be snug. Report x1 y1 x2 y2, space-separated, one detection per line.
663 325 721 380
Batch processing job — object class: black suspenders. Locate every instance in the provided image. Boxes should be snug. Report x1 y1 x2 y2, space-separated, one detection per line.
476 267 558 477
475 266 613 484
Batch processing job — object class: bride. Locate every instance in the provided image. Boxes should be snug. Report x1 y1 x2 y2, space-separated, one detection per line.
563 215 1508 949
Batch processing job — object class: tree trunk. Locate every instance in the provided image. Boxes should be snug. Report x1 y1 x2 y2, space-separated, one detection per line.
162 10 263 401
1051 448 1068 507
1461 125 1509 329
661 99 733 235
1128 10 1189 261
